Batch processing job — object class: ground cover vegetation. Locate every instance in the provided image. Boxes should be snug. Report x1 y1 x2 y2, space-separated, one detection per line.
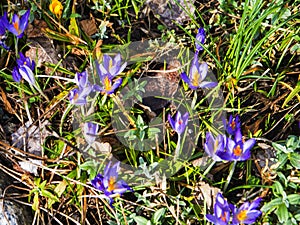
0 0 299 224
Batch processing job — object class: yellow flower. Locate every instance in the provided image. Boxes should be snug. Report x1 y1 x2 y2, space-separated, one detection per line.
49 0 63 18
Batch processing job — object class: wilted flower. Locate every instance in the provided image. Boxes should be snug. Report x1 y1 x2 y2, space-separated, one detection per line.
219 130 256 161
49 0 63 18
181 55 217 90
206 193 231 225
226 115 241 136
204 132 225 161
98 53 127 77
91 161 132 204
3 10 30 38
83 122 98 145
168 111 189 135
12 52 36 85
195 27 206 52
232 198 262 225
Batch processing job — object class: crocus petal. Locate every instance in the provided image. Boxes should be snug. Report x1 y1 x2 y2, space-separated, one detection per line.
104 161 119 179
106 78 123 94
99 64 110 78
243 210 262 224
195 27 206 52
102 54 112 72
181 72 190 84
95 61 107 81
115 61 127 76
199 81 218 88
249 198 262 210
204 132 215 156
91 174 105 191
176 113 188 135
175 111 184 134
114 180 132 194
19 65 35 85
198 62 208 81
19 10 30 34
239 148 251 161
12 67 22 82
92 84 103 92
75 71 88 89
243 138 256 152
168 114 176 131
227 115 241 136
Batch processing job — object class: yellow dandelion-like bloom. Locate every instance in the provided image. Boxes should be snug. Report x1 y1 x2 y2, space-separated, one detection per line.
49 0 63 18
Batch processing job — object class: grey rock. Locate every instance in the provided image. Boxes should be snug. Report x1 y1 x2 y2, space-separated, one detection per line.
145 0 196 26
0 163 33 225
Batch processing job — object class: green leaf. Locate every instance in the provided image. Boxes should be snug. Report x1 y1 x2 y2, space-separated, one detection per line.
133 216 150 225
261 197 282 212
273 181 286 197
282 81 300 107
276 203 289 223
290 153 300 169
32 192 39 211
69 17 79 36
287 194 300 205
272 142 289 153
41 190 59 203
151 208 166 224
286 135 300 150
54 180 67 197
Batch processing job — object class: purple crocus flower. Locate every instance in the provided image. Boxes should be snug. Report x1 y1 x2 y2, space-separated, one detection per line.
181 55 217 90
68 85 92 105
0 15 10 50
219 130 256 161
0 15 6 35
232 198 262 224
75 71 88 89
93 53 126 94
91 161 132 204
69 71 92 105
12 52 36 85
3 10 30 38
83 122 98 145
206 193 231 225
93 63 122 95
195 27 206 53
226 115 241 136
168 111 189 135
204 132 225 162
98 53 127 77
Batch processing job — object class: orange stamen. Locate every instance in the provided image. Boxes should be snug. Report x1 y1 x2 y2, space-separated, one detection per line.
233 145 242 156
221 211 227 222
107 176 116 192
230 120 236 129
13 21 20 33
236 210 248 222
104 76 112 92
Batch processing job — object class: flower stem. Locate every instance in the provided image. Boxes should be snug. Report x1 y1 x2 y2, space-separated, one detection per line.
111 94 136 127
174 135 181 160
224 161 237 192
15 37 18 55
200 160 216 181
